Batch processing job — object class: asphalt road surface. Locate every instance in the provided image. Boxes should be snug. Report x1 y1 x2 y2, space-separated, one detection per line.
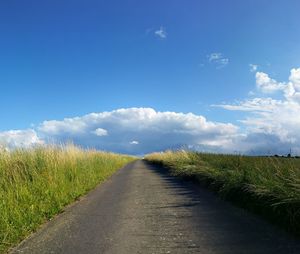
11 160 300 254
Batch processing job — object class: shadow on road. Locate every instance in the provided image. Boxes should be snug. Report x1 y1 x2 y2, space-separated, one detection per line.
144 160 300 254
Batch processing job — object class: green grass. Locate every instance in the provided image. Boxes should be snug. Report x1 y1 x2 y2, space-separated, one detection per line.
145 150 300 235
0 145 135 253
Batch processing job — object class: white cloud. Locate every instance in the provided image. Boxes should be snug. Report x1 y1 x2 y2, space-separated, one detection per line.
0 108 238 154
0 129 43 148
255 72 285 93
253 69 300 102
217 97 280 112
249 64 258 72
217 67 300 155
38 118 87 135
38 108 239 153
154 26 167 39
93 128 108 137
290 68 300 86
208 53 221 62
2 68 299 155
286 68 300 102
207 53 229 69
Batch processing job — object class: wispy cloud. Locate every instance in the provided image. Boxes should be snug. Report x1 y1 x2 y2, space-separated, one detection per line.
207 52 229 69
249 64 258 72
154 26 167 39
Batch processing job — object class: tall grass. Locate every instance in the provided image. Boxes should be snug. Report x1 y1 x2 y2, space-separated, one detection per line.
145 150 300 235
0 145 135 253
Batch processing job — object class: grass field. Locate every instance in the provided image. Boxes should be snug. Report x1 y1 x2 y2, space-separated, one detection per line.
145 150 300 235
0 145 135 253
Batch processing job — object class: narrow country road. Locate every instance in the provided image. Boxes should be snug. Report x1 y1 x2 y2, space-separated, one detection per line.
11 160 300 254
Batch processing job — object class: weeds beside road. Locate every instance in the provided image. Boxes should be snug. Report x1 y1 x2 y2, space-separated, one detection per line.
145 150 300 236
0 145 135 253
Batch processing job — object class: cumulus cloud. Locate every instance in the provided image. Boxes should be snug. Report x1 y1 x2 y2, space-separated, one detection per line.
255 72 285 93
37 108 238 154
254 68 300 103
217 67 300 155
286 68 300 102
0 129 43 149
2 68 299 155
0 108 239 154
154 27 167 39
207 53 229 69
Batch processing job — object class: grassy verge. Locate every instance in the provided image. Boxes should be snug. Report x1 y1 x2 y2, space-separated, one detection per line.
0 145 135 253
145 150 300 236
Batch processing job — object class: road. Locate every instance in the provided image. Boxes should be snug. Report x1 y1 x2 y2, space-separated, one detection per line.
11 160 300 254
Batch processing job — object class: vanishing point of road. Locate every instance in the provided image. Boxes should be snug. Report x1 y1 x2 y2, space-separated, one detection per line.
11 160 300 254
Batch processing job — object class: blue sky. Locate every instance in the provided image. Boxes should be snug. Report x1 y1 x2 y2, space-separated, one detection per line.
1 1 300 154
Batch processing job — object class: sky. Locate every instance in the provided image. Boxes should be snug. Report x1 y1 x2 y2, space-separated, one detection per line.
1 0 300 155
